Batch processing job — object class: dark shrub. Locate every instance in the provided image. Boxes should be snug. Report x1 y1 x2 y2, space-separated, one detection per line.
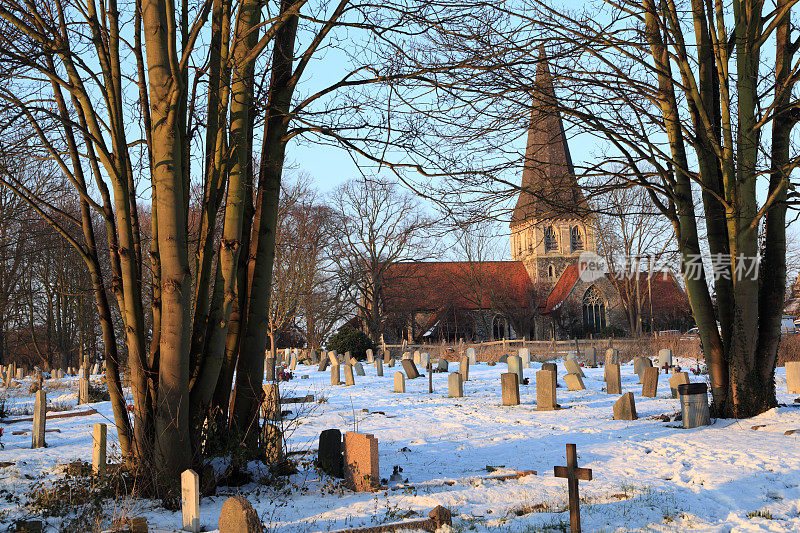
326 327 376 361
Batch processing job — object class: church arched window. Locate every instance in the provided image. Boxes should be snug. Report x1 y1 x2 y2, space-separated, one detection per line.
548 264 555 278
582 285 606 333
544 226 557 253
571 226 584 252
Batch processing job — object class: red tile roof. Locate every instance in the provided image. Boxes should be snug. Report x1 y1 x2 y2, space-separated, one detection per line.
539 263 584 314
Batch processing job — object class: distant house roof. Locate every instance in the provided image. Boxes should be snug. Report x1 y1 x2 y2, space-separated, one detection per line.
383 261 535 312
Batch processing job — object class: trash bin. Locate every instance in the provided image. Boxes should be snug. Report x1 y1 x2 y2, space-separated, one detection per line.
678 382 710 429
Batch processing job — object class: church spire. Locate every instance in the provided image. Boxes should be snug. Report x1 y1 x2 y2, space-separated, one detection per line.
511 47 589 227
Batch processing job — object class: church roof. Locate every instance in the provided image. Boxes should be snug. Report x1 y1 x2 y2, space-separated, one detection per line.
511 49 590 227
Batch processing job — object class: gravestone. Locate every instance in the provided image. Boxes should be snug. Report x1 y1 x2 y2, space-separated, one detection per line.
501 373 520 406
263 383 280 421
181 469 200 532
318 429 344 478
420 352 429 369
91 363 100 375
613 392 637 420
290 355 297 371
383 350 392 364
499 354 509 364
635 357 653 383
437 358 449 372
413 351 421 365
402 352 411 360
448 372 463 398
219 496 262 533
658 348 673 369
344 432 379 492
459 356 469 381
536 369 557 410
564 358 585 378
366 349 374 363
401 359 420 379
541 362 557 374
564 373 585 391
507 355 523 385
16 367 23 380
467 347 476 365
264 357 276 382
331 365 341 386
642 366 659 397
32 390 46 449
604 349 619 382
56 369 63 379
606 363 622 395
519 347 531 368
786 362 800 394
376 359 384 377
328 351 338 365
354 362 365 376
263 423 283 463
344 364 355 386
584 347 598 367
93 423 107 474
668 372 690 398
317 356 328 372
78 369 89 405
345 351 354 365
394 372 405 393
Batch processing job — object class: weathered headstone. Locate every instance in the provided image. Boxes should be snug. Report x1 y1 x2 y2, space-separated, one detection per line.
343 432 379 491
536 369 557 410
401 359 420 379
318 429 344 478
564 358 585 378
668 372 690 399
218 496 262 533
345 351 353 365
92 423 107 474
328 351 338 365
636 357 653 383
448 372 463 398
383 350 392 364
541 362 557 374
32 390 46 449
413 351 421 365
78 369 89 405
564 373 585 391
354 362 365 376
366 349 374 363
181 469 200 532
459 356 470 381
657 348 673 369
467 347 476 365
394 371 405 393
613 392 637 420
263 383 280 421
420 352 429 369
786 361 800 394
343 364 355 386
263 423 283 463
501 372 520 406
16 367 23 380
437 358 449 372
606 363 622 395
584 347 598 367
642 366 659 397
604 348 619 382
331 364 341 386
264 357 276 382
290 355 297 371
376 359 384 377
507 355 523 385
519 347 531 368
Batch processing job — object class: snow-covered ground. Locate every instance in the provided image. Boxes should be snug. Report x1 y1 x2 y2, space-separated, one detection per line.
1 357 800 532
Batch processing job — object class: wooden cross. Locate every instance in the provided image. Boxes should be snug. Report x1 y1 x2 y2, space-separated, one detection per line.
554 443 593 533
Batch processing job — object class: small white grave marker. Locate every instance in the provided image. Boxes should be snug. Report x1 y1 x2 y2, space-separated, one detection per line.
181 469 200 532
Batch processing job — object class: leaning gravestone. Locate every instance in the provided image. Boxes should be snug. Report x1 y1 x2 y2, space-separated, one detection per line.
507 355 523 385
658 348 673 369
787 362 800 394
536 369 557 410
564 373 586 391
636 357 653 383
317 356 328 372
402 359 420 379
613 392 637 420
437 358 449 372
343 432 379 492
564 358 585 378
459 356 470 381
519 347 531 368
354 362 365 376
328 351 338 365
501 373 520 406
344 364 355 386
448 373 463 398
318 429 344 478
668 372 690 398
467 347 476 365
606 363 622 395
642 366 659 397
394 372 405 393
219 495 262 533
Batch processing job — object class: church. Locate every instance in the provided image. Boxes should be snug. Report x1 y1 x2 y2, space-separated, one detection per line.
376 54 690 342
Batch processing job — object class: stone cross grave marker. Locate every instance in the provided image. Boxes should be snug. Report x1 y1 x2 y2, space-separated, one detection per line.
402 359 420 379
536 369 557 410
32 389 46 449
501 373 520 406
507 355 523 385
459 356 470 381
564 373 585 391
181 469 200 532
642 366 659 397
613 392 637 420
606 363 622 395
786 362 800 394
394 371 405 393
448 372 463 398
343 432 379 492
668 372 690 398
554 443 593 533
219 496 261 533
93 423 107 473
344 364 355 386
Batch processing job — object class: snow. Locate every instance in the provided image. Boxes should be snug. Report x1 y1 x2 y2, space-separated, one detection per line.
1 359 800 532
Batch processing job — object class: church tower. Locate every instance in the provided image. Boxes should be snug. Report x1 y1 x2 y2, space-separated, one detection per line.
510 49 595 284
